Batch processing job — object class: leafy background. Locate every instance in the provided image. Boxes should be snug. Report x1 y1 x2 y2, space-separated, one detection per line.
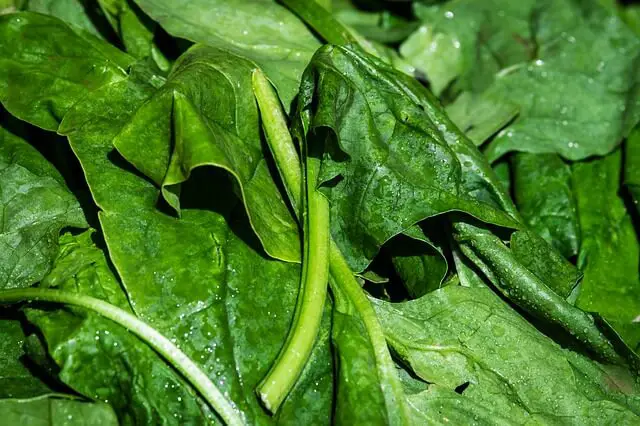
0 0 639 424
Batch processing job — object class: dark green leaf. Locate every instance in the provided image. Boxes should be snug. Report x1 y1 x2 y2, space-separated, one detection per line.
0 124 87 289
372 285 640 423
0 17 333 422
297 44 519 271
512 153 579 258
0 396 119 425
56 70 333 425
98 0 170 70
113 45 300 262
388 226 448 298
332 0 418 44
130 0 321 106
625 126 640 214
25 230 215 424
0 319 52 399
0 12 134 131
573 150 640 350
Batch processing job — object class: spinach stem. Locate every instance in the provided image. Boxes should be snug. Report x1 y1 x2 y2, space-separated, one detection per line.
252 70 303 211
0 288 245 426
253 70 329 412
253 69 408 420
328 241 411 424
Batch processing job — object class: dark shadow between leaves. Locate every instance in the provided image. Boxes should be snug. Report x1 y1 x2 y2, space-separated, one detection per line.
0 309 78 397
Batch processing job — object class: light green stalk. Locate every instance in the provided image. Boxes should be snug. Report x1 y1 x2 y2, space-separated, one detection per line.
253 70 330 413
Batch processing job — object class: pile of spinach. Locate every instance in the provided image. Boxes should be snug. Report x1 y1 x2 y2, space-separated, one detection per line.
0 0 639 424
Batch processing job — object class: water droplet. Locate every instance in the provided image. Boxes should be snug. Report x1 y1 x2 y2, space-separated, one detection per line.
444 11 454 19
453 40 461 49
534 59 544 66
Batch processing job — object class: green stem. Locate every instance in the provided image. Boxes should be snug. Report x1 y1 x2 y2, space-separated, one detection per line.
279 0 356 46
0 289 245 426
253 70 329 412
252 70 302 210
328 241 411 424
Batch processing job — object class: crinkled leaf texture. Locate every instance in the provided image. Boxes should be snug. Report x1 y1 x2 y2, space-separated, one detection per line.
0 12 332 425
372 285 640 424
0 124 87 289
513 153 579 259
296 44 520 272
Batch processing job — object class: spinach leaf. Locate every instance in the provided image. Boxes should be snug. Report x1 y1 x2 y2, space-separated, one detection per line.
372 285 640 423
24 231 215 424
388 231 448 298
98 0 170 70
625 126 640 214
0 396 119 425
332 0 418 44
0 12 134 131
454 220 622 364
513 152 579 258
404 0 640 160
445 92 518 146
0 319 53 399
0 14 333 423
130 0 321 106
0 124 87 289
573 150 640 350
297 44 519 271
24 0 106 37
112 45 301 262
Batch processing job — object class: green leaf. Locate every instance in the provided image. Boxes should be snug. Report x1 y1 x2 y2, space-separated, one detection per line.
372 285 640 423
59 73 332 424
454 220 623 364
0 319 53 399
510 230 580 300
25 0 105 37
113 45 300 262
296 44 520 271
0 17 333 422
388 226 448 298
328 245 411 425
446 92 518 146
23 231 218 424
625 126 640 214
405 0 640 160
97 0 170 70
573 150 640 350
0 124 87 289
332 0 418 44
130 0 321 106
0 12 134 131
512 153 579 258
0 396 119 426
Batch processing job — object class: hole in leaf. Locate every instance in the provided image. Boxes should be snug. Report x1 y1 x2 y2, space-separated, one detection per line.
454 381 470 394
